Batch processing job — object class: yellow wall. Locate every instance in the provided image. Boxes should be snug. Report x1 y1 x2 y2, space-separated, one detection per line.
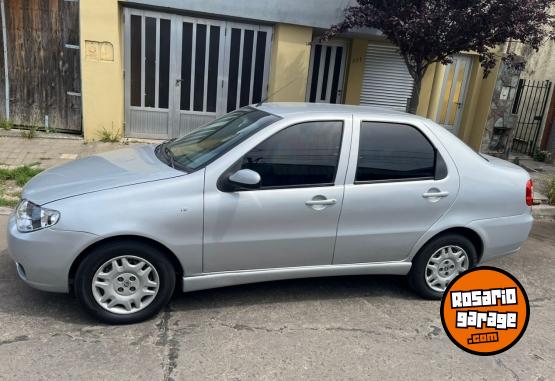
408 54 500 150
466 61 501 150
344 39 367 105
267 24 313 102
417 63 444 118
80 0 124 140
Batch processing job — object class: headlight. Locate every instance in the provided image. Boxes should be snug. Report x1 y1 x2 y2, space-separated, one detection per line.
15 200 60 233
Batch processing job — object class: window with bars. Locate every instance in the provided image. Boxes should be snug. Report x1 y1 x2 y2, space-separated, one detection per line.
179 22 222 113
130 15 171 109
227 28 269 112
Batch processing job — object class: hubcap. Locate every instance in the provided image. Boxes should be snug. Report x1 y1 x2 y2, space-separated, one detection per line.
92 256 160 315
425 245 469 293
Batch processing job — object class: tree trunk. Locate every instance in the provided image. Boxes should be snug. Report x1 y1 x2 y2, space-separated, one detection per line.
407 75 423 115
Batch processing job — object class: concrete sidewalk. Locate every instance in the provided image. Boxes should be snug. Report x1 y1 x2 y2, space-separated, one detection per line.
0 134 149 170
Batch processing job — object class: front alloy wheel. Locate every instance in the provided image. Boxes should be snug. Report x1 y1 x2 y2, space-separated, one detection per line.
75 241 176 324
92 256 160 315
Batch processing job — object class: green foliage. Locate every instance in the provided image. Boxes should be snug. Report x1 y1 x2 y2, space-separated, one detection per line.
21 126 38 139
533 150 550 162
0 165 41 207
45 125 57 134
98 127 122 143
0 165 43 187
512 157 520 166
0 119 13 130
547 177 555 205
0 197 19 208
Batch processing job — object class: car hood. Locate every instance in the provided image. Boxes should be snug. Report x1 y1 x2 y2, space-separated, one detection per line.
23 145 185 205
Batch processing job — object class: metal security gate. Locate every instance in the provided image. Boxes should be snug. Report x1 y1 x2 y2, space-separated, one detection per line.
124 8 272 139
306 40 347 104
359 43 414 111
511 79 552 155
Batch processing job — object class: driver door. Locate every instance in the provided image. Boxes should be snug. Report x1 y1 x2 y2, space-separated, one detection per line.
202 118 352 273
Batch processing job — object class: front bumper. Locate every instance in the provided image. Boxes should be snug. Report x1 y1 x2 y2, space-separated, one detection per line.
7 214 98 293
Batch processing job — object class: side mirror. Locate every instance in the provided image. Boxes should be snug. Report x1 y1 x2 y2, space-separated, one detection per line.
227 169 261 190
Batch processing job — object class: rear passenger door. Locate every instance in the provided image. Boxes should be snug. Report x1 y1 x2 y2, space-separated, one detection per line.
333 118 459 264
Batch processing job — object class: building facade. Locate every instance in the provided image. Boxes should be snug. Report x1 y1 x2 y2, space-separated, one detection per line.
0 1 505 152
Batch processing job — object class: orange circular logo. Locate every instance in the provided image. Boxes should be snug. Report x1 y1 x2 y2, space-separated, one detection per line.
440 266 529 356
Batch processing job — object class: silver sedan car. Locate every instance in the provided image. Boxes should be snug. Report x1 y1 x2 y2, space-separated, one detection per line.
8 103 534 324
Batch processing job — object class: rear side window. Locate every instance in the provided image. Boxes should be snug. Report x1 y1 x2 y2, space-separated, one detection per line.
356 122 436 182
241 121 343 188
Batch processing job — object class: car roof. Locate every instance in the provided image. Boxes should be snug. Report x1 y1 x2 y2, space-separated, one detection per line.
254 102 414 119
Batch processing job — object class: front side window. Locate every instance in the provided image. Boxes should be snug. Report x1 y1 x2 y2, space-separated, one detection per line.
162 107 280 171
240 121 344 189
356 122 436 182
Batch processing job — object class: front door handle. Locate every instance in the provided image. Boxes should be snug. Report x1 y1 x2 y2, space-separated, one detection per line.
305 199 337 206
422 191 450 199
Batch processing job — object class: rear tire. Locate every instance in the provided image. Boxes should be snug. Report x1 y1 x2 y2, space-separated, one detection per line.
75 240 176 324
408 233 477 299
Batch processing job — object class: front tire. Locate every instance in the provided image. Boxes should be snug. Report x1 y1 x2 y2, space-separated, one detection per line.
408 233 477 299
75 241 176 324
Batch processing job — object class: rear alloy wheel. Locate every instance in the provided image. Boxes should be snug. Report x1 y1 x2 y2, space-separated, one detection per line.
409 234 477 299
425 245 469 293
75 241 176 324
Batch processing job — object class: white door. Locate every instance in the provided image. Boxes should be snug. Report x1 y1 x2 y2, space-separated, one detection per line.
435 55 473 136
124 8 273 139
306 41 347 104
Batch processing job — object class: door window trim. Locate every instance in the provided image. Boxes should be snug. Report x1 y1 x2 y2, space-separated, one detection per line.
218 120 346 192
353 121 445 185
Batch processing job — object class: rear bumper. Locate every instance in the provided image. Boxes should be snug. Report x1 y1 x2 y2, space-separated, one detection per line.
466 213 534 262
7 214 98 293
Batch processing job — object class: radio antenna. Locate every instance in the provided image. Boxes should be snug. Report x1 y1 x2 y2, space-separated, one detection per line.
256 77 299 107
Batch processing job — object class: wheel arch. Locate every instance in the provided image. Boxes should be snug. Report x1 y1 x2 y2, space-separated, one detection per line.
68 235 184 293
415 227 484 262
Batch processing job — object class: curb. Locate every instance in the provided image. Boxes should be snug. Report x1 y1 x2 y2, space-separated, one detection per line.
0 129 83 141
532 205 555 221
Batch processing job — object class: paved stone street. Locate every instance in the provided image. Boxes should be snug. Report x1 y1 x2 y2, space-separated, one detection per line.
0 216 554 380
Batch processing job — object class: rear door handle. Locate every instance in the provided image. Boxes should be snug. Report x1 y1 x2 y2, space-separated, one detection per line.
422 191 450 199
305 199 337 206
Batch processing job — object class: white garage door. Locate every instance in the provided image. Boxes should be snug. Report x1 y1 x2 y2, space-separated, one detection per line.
360 43 414 111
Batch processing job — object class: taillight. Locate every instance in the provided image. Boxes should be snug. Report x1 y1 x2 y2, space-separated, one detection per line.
526 179 534 206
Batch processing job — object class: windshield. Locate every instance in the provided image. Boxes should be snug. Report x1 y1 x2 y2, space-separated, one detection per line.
160 108 281 171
